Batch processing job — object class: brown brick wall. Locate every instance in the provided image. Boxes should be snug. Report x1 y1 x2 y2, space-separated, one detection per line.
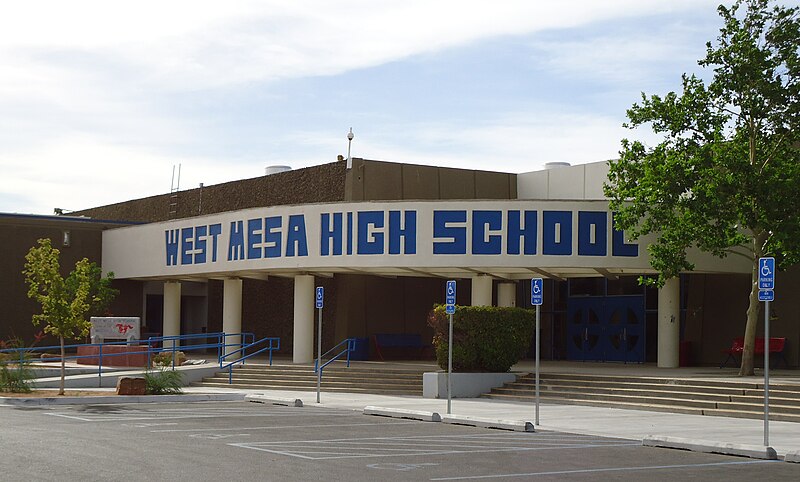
73 161 348 222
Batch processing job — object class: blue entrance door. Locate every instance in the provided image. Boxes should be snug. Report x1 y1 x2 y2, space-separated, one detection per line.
567 295 645 363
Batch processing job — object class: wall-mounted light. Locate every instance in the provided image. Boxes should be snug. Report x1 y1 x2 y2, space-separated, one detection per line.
62 230 71 247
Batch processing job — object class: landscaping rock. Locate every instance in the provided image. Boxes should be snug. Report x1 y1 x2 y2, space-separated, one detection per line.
116 377 146 395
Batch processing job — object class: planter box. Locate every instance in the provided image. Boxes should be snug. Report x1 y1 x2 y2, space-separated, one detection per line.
423 372 518 399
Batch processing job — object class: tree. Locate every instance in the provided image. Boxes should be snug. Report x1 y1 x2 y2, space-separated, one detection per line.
605 0 800 376
23 238 118 394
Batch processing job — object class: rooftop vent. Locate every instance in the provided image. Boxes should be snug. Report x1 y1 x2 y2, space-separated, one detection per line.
265 165 292 176
544 162 571 170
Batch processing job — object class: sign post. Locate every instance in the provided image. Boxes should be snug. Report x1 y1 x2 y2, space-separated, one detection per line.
445 280 456 415
758 257 774 446
531 278 543 426
316 286 324 404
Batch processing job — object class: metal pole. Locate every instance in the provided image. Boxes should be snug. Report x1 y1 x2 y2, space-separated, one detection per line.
317 306 322 404
764 300 770 446
535 304 540 426
447 312 453 415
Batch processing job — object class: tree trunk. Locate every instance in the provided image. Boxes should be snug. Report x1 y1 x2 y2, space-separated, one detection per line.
739 231 766 377
59 336 65 396
739 261 760 376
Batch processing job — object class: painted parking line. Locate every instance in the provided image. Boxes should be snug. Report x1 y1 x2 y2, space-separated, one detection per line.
229 432 639 460
429 459 779 480
151 420 419 433
43 406 344 423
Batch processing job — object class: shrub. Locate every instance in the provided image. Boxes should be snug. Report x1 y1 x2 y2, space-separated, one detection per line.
0 335 37 393
151 351 186 367
428 304 534 372
144 367 184 395
0 364 34 393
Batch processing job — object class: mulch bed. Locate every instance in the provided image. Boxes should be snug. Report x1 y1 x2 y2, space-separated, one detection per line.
0 390 115 398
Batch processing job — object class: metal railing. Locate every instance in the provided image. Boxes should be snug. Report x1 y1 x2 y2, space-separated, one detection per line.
0 332 277 388
314 338 357 373
313 338 357 403
220 337 281 383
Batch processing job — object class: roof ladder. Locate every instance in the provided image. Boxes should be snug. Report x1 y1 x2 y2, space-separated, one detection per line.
169 164 181 219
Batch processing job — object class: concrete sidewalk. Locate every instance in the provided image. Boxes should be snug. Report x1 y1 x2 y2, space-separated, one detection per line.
183 385 800 458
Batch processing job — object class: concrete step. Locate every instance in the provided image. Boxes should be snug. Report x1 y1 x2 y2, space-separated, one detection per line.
742 387 800 398
484 372 800 422
508 383 737 402
199 376 421 390
234 365 427 377
210 372 422 385
487 388 800 416
487 388 719 410
225 370 422 383
533 372 764 390
520 377 749 396
192 381 421 395
192 363 425 395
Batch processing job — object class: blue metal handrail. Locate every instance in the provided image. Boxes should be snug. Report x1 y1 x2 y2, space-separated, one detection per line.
146 332 255 369
314 337 357 373
220 337 281 383
1 339 153 388
0 331 271 388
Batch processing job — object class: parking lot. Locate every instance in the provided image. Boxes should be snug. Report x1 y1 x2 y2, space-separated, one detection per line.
1 401 797 481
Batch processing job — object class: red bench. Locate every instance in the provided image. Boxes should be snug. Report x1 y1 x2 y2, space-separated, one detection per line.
720 336 788 368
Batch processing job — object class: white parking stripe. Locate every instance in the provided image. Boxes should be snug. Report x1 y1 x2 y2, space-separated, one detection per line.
429 459 778 480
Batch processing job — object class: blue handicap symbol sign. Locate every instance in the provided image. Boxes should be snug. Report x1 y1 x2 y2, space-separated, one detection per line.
316 286 324 308
531 278 543 306
758 257 775 290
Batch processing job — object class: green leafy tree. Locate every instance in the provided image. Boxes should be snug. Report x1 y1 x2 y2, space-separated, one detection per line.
23 238 118 394
605 0 800 376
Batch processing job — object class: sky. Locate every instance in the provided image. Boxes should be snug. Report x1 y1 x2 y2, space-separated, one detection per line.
0 0 755 215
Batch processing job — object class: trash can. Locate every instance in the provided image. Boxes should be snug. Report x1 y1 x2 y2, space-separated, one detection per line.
679 340 692 367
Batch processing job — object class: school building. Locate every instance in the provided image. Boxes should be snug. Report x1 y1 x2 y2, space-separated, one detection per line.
2 158 797 368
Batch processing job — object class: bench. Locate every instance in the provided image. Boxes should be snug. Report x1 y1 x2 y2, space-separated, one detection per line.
720 336 788 368
371 334 426 360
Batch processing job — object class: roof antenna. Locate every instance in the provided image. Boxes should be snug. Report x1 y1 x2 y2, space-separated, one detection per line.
346 127 354 169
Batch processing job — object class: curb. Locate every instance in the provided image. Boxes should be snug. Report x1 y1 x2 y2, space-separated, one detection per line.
643 435 777 460
364 406 441 422
441 414 535 432
785 451 800 463
0 393 245 406
245 394 303 407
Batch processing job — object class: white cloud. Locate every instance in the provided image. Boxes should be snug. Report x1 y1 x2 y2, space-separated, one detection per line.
0 0 717 214
337 107 667 173
1 1 710 90
0 138 257 214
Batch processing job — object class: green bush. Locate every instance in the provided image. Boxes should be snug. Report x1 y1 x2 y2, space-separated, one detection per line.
427 304 534 372
144 367 184 395
151 351 186 367
0 364 34 393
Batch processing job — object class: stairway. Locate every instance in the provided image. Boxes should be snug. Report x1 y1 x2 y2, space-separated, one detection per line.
192 363 425 395
482 372 800 422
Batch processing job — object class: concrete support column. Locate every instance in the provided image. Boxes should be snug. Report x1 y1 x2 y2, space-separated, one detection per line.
163 281 181 349
497 282 517 307
658 277 681 368
222 278 243 359
293 274 315 363
471 275 493 306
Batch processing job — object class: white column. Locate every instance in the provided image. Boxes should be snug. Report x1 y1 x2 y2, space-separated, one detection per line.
658 277 681 368
223 278 243 359
293 274 315 363
163 281 181 349
471 275 493 306
498 282 517 307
